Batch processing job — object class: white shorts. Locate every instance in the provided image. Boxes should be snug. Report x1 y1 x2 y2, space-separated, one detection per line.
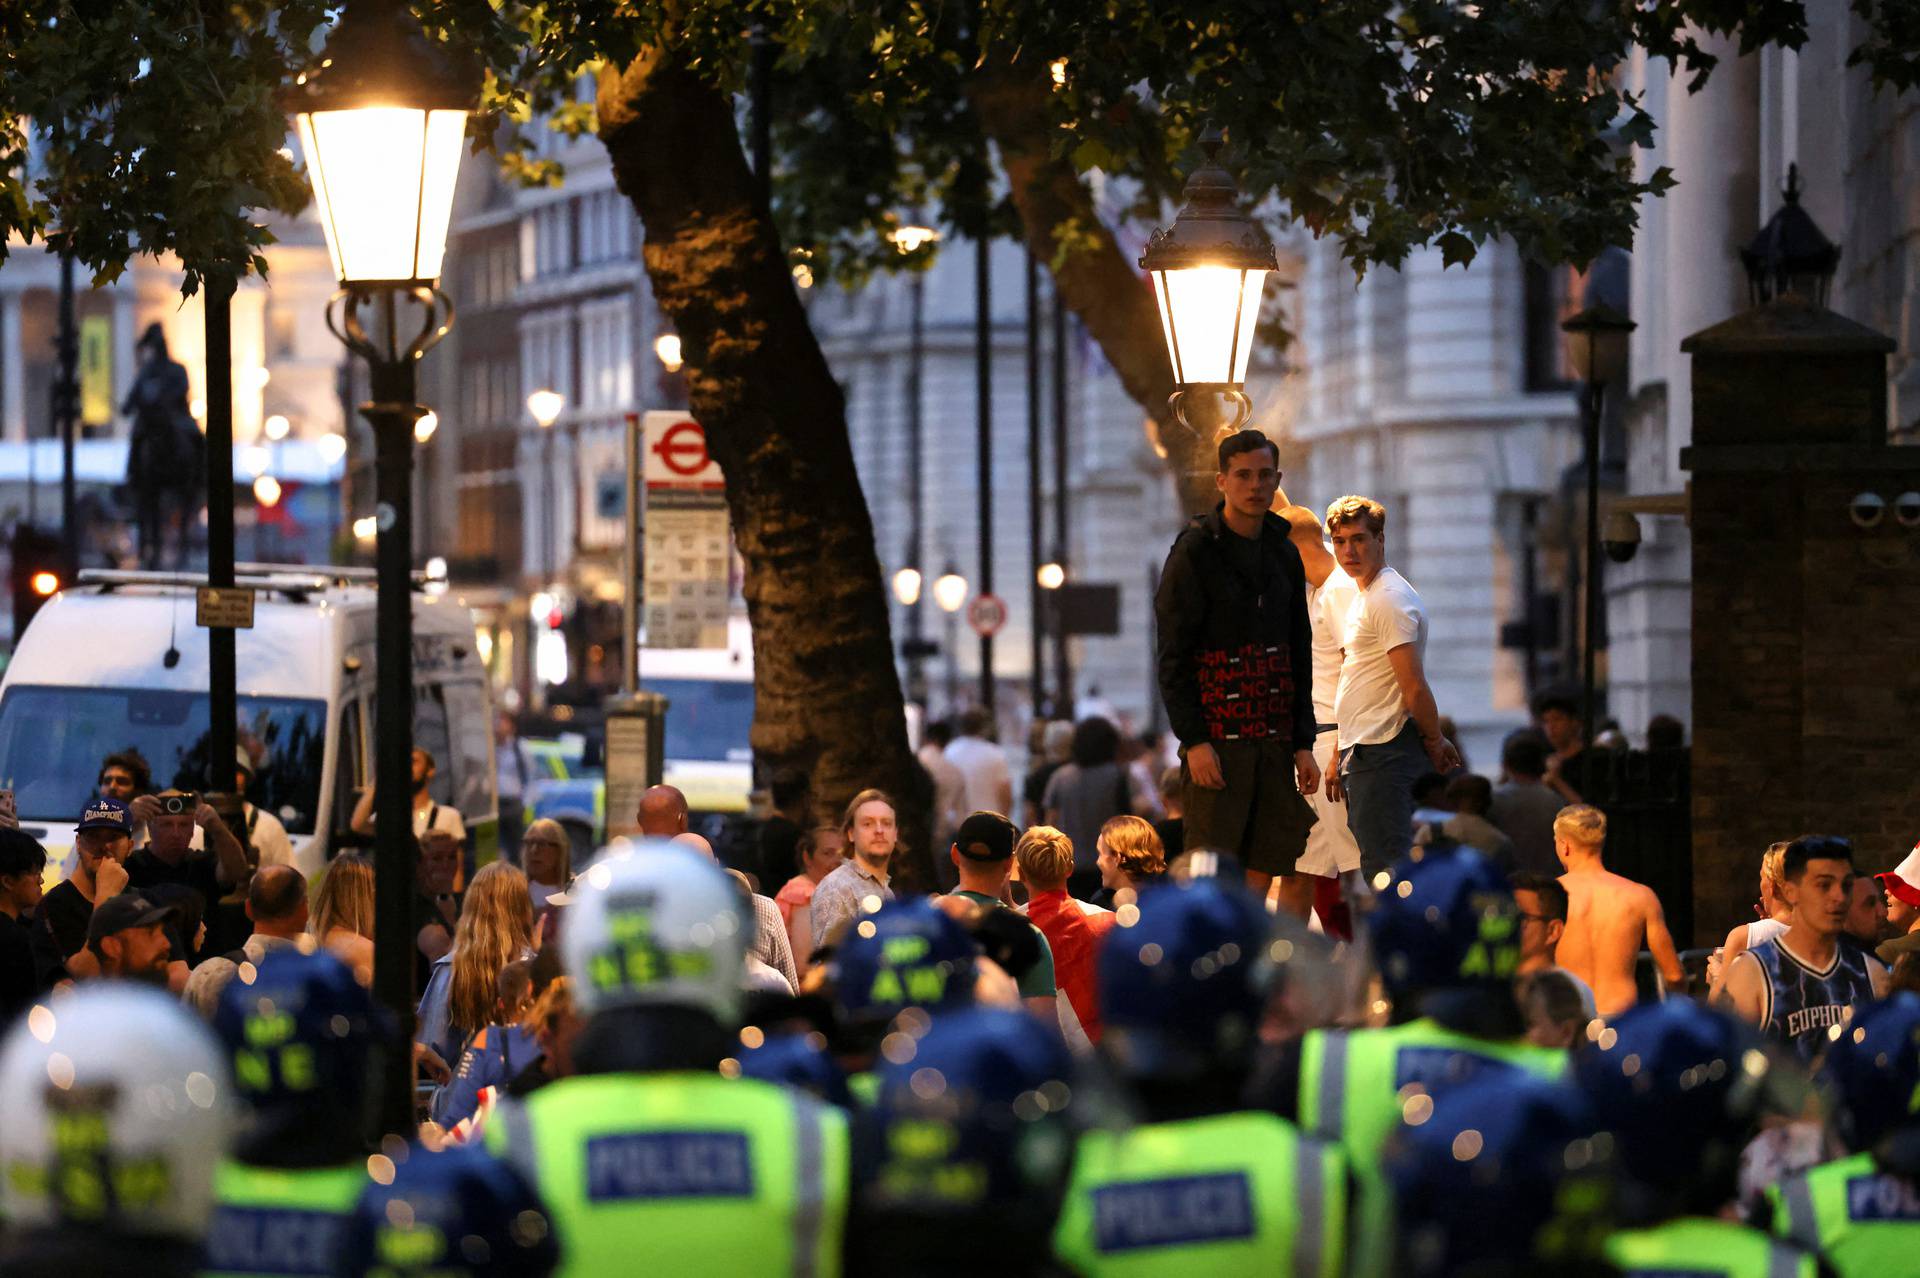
1295 729 1361 876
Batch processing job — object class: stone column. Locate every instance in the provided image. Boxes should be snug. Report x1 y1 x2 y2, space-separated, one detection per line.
1682 298 1905 943
0 291 25 442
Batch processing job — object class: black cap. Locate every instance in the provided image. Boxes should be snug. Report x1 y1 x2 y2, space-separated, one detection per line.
86 894 172 947
954 811 1016 862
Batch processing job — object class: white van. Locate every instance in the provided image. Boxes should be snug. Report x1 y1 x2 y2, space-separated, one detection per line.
0 565 498 881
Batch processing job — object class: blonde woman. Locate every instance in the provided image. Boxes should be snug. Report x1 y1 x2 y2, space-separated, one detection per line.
1094 815 1168 907
310 853 375 984
519 818 572 913
416 860 535 1072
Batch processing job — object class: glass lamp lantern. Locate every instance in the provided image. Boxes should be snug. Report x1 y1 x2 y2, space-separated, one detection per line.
1140 128 1276 436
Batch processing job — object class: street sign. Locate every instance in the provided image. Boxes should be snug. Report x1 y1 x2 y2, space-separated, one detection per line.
967 592 1008 638
643 415 723 489
196 586 256 630
1055 582 1122 636
595 471 625 521
643 412 731 649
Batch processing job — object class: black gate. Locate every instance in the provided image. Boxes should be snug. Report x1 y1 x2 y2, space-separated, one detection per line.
1581 747 1694 948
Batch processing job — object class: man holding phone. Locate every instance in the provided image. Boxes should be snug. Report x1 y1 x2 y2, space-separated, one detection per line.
31 797 136 983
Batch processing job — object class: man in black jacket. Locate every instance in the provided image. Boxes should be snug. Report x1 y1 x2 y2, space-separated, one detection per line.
1154 429 1319 907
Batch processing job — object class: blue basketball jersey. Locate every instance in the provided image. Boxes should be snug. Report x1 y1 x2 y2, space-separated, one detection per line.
1747 936 1879 1061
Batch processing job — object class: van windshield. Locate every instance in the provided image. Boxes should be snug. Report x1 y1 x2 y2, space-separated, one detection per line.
0 685 327 834
648 678 754 764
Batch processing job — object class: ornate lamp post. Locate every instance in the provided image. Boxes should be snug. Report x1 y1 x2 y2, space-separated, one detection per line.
1560 303 1635 754
1740 165 1841 308
292 0 477 1137
1140 127 1276 444
933 563 968 711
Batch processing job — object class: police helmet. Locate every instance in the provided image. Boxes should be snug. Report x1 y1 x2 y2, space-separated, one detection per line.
1386 1073 1613 1278
830 898 979 1026
560 841 753 1022
859 1005 1077 1225
335 1144 559 1277
1818 990 1920 1158
0 983 236 1240
735 1029 854 1108
1572 999 1786 1210
1098 876 1274 1080
1368 844 1521 1011
211 949 381 1137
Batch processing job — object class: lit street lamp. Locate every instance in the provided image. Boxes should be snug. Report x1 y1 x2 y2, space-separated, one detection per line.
933 564 969 613
892 565 923 607
1140 127 1275 444
293 0 477 1138
653 333 684 374
527 388 565 429
891 215 939 708
1036 560 1065 591
1560 303 1635 756
932 562 968 711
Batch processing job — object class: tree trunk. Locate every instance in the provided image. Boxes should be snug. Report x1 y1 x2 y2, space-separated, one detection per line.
968 65 1220 517
597 47 936 889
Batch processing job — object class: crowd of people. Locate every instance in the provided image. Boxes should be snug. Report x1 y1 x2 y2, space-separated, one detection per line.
1 426 1917 1275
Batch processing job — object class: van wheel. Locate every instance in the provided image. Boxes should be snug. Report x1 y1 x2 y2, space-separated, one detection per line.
560 820 595 865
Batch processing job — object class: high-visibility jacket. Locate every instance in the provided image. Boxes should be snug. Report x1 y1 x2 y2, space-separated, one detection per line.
486 1070 848 1278
1052 1109 1345 1277
1607 1217 1818 1278
1769 1151 1920 1277
1298 1017 1566 1276
201 1159 366 1277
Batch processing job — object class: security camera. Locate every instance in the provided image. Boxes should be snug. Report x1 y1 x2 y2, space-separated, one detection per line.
1602 509 1642 564
1896 493 1920 528
1851 492 1886 529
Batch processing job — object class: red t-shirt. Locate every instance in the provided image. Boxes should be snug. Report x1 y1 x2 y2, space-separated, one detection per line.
1026 888 1106 1042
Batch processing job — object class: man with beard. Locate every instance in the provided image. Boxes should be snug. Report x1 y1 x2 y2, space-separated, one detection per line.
349 747 467 843
810 789 900 947
85 895 174 983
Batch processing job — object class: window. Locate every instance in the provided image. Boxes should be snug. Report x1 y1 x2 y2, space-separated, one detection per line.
332 698 365 839
1523 262 1590 392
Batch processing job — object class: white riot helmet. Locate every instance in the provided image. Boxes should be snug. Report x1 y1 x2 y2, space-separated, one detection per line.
561 840 752 1022
0 983 236 1240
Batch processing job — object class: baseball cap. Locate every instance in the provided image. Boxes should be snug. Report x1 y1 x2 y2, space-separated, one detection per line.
954 811 1015 862
76 797 133 833
87 894 172 947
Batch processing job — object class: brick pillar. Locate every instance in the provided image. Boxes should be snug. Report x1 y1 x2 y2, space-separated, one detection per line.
1682 297 1911 943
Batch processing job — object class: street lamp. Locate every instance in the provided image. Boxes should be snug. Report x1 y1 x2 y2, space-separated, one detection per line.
526 388 565 428
1140 127 1276 441
413 409 439 444
292 0 477 1139
1740 165 1842 309
932 562 968 711
1036 560 1065 591
933 564 968 613
1560 303 1636 757
892 565 923 606
653 333 684 374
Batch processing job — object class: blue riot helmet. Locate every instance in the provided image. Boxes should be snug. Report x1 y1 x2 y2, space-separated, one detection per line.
735 1029 854 1108
1098 876 1275 1082
1819 990 1920 1165
830 899 979 1031
1367 844 1523 1021
212 948 384 1163
1386 1073 1617 1278
850 1005 1079 1275
1573 999 1798 1220
334 1144 559 1278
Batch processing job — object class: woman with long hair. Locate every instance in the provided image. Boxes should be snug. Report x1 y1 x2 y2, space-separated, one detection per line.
417 860 535 1072
519 818 572 914
311 853 376 983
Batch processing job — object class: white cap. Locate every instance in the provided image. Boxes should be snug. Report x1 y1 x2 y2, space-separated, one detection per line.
560 840 752 1022
0 983 236 1240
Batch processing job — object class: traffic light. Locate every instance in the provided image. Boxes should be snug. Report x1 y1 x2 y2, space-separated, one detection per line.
11 523 66 642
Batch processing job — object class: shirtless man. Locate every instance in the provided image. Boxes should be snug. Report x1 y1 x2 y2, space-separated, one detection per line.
1553 804 1683 1016
1720 834 1888 1062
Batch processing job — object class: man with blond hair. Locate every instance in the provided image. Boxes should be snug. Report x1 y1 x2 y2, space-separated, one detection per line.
1553 804 1684 1016
1320 495 1460 878
1016 824 1108 1044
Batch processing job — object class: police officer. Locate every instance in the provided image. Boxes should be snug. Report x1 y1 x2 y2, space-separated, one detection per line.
334 1142 559 1277
1576 1000 1818 1277
827 897 981 1102
1053 877 1346 1276
203 948 384 1278
485 842 850 1277
737 1029 855 1109
1384 1073 1618 1278
849 1005 1079 1277
1767 991 1920 1274
0 983 238 1278
1267 844 1565 1276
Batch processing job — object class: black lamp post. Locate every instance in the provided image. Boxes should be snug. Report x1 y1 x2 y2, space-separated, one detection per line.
292 0 477 1138
1140 127 1275 444
1560 303 1635 755
1740 165 1842 308
891 220 938 706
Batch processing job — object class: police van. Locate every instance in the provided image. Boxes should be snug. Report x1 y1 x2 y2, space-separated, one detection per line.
0 564 498 880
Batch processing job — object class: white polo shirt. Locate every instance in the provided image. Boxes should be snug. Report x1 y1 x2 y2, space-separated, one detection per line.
1308 567 1360 727
1333 566 1427 747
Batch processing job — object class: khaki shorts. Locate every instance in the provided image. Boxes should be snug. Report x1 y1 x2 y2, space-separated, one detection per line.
1182 738 1317 876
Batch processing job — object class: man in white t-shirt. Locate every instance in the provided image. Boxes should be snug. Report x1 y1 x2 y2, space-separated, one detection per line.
1277 502 1365 917
943 707 1012 816
1321 495 1461 878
